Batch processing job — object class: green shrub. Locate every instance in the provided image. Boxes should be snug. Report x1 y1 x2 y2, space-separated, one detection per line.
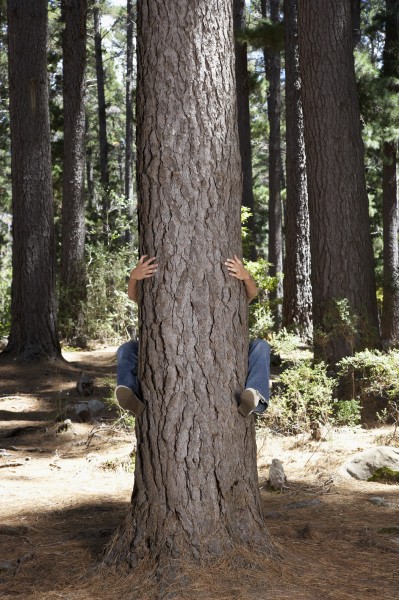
333 399 362 427
244 258 278 340
266 360 336 435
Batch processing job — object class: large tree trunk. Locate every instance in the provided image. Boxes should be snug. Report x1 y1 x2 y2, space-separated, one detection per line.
233 0 257 260
297 0 380 365
381 0 399 345
60 0 88 340
104 0 272 570
282 0 312 342
4 0 61 362
262 0 283 327
93 3 109 193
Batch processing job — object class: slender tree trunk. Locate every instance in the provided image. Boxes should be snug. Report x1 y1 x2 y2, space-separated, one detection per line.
124 0 134 243
282 0 312 342
297 0 380 365
93 3 109 194
104 0 272 571
60 0 88 340
262 0 283 327
233 0 257 260
4 0 61 362
381 0 399 344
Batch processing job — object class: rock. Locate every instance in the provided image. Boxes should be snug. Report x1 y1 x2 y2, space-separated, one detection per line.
0 337 8 351
74 400 105 422
76 371 95 396
369 496 399 509
342 447 399 481
268 458 288 491
55 419 73 434
0 560 15 573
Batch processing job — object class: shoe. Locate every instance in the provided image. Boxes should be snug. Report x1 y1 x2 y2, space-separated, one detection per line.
115 385 145 417
238 388 261 417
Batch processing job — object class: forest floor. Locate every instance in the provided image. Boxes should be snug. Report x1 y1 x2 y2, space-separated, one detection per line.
0 347 398 600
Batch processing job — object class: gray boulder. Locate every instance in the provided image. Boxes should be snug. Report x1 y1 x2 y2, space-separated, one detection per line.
342 446 399 481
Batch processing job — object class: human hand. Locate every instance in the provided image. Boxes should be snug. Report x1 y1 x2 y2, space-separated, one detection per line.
224 255 251 281
130 255 158 281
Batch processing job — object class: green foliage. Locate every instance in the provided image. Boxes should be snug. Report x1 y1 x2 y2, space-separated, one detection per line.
266 360 336 435
368 467 399 484
244 258 277 339
338 349 399 432
236 18 285 52
333 399 362 427
85 243 137 343
268 328 302 358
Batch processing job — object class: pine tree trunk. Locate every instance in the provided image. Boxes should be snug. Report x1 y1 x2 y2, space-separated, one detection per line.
297 0 380 365
104 0 272 570
233 0 257 260
93 3 109 193
124 0 135 244
4 0 61 362
282 0 312 342
60 0 88 340
262 0 283 327
381 0 399 345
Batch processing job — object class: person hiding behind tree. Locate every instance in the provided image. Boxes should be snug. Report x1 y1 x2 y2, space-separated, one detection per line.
115 255 270 418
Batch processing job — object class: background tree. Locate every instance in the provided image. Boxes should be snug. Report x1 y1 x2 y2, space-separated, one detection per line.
234 0 257 260
4 0 61 361
124 0 135 244
261 0 283 327
297 0 380 366
282 0 312 341
59 0 88 341
93 1 109 192
104 0 272 570
381 0 399 344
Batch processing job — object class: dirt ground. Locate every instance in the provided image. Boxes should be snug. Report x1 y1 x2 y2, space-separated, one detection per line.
0 348 398 600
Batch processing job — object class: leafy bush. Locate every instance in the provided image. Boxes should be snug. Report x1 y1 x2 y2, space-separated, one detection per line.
244 258 278 339
266 360 336 435
333 399 362 427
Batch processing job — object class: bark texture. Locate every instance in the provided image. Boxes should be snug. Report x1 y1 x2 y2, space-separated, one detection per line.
233 0 257 260
297 0 380 364
105 0 271 569
125 0 134 203
381 0 399 344
93 3 109 191
4 0 61 362
282 0 312 341
262 0 283 327
60 0 87 338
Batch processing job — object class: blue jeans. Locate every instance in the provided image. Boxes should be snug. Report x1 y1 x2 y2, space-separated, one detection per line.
117 338 271 414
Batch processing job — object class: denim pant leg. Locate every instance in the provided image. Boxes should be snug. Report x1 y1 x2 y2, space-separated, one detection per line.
116 340 142 399
245 339 271 413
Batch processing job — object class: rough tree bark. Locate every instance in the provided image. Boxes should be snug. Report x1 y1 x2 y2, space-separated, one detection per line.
4 0 61 362
125 0 134 201
297 0 380 365
60 0 88 340
104 0 272 570
282 0 312 342
233 0 257 260
93 2 109 192
381 0 399 345
261 0 283 327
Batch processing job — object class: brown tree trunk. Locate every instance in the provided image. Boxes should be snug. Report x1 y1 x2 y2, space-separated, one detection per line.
262 0 283 327
297 0 380 365
93 3 109 193
104 0 272 570
60 0 88 340
124 0 135 244
282 0 312 342
4 0 61 362
381 0 399 345
233 0 257 260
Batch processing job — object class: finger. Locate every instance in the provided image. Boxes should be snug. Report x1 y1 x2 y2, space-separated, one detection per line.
144 256 157 265
234 254 242 265
139 255 147 264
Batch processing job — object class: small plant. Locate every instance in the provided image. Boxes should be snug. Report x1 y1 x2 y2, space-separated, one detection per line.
244 258 278 340
266 360 336 435
333 399 361 427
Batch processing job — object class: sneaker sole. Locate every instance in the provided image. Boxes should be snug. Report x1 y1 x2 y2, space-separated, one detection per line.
115 386 145 417
238 389 258 417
